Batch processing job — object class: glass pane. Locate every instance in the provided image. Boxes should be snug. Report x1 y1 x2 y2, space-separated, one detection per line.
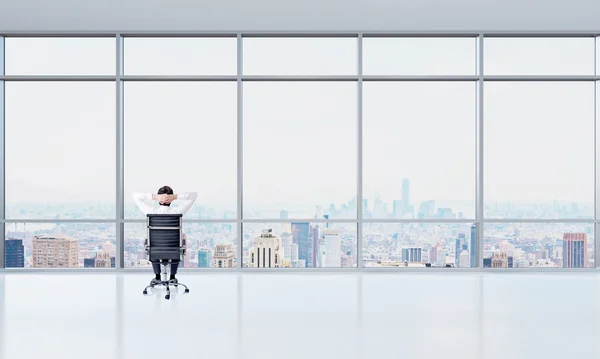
124 82 236 219
484 37 595 75
243 222 357 268
243 82 356 219
243 38 357 75
5 82 116 219
5 37 116 75
363 37 477 75
124 37 237 75
484 82 594 219
364 82 476 219
5 222 116 268
124 222 237 268
484 222 594 268
363 223 477 268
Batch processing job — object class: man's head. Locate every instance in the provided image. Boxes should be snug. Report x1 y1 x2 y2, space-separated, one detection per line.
157 186 174 206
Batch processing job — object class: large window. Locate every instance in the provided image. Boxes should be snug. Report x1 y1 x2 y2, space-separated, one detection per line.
363 82 476 220
363 223 477 268
243 37 357 76
363 37 477 75
484 37 595 76
484 82 594 219
5 82 116 219
4 37 116 75
2 34 600 271
124 82 237 219
5 223 116 268
124 222 237 269
243 82 357 219
242 222 357 268
483 223 594 268
124 37 237 75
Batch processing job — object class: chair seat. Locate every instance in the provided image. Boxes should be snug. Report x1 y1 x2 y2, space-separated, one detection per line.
149 246 181 261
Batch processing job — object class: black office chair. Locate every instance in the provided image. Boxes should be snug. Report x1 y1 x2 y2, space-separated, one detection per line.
142 214 190 299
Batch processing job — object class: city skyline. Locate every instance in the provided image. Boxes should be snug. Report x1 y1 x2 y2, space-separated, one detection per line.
4 202 596 269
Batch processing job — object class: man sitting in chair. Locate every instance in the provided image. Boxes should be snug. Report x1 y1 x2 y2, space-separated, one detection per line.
132 186 197 284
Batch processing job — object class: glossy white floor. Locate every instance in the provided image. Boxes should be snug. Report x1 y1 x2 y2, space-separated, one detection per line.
0 272 599 359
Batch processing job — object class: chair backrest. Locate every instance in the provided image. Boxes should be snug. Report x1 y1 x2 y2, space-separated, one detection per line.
147 214 182 261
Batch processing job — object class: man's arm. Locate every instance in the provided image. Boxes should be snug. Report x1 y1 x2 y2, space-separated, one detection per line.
173 192 197 215
132 192 155 215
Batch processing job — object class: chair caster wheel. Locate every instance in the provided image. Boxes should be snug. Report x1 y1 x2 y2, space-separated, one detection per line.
165 295 170 300
184 289 190 293
143 290 148 295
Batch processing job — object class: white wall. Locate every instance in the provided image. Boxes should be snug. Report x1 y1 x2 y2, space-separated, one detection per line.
1 0 600 33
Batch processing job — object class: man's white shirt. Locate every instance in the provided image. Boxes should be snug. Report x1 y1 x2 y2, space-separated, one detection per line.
132 192 198 215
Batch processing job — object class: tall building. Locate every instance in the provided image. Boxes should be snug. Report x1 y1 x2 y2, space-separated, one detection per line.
563 233 588 268
437 208 453 219
249 229 283 268
292 222 311 267
5 239 24 268
418 200 435 219
455 239 462 267
392 200 403 218
459 250 470 268
198 248 211 268
437 249 447 266
94 250 111 268
84 258 95 268
311 224 319 268
321 228 341 268
32 236 79 268
470 224 477 268
492 252 508 268
281 224 298 266
402 247 422 262
280 210 288 219
402 178 410 214
213 244 235 268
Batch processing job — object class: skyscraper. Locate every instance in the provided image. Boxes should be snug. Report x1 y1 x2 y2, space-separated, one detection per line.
563 233 588 268
455 239 462 267
213 244 235 268
5 239 24 268
292 222 311 267
470 224 477 268
459 250 470 268
94 250 111 268
281 224 298 266
311 224 319 267
249 229 283 268
280 210 288 219
321 228 341 268
392 200 403 218
198 248 211 268
402 247 422 262
402 178 410 214
418 200 435 219
492 252 508 268
32 236 79 268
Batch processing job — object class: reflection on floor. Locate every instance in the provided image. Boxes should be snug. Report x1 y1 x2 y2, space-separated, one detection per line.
0 272 599 359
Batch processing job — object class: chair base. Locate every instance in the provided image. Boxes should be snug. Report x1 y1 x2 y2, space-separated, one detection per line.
142 263 189 300
143 280 190 300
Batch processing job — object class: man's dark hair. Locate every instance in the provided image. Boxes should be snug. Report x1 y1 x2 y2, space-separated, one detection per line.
157 186 174 195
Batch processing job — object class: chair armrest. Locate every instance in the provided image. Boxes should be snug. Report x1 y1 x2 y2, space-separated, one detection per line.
144 239 149 256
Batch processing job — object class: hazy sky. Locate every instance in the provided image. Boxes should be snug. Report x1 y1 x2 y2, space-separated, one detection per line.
3 36 599 218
